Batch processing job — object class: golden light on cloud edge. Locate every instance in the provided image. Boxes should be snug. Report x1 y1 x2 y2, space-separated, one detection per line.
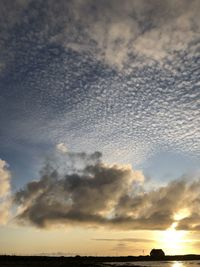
174 208 191 221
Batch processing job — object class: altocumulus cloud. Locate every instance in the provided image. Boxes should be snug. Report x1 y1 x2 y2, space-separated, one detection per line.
1 0 200 68
13 151 200 231
0 0 199 167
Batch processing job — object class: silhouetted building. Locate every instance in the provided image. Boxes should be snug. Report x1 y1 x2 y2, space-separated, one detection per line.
150 249 165 258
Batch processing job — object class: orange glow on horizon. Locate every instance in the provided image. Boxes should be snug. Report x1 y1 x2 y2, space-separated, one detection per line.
155 222 195 255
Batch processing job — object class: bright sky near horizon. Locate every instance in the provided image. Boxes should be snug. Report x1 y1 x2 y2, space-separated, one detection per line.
0 0 200 256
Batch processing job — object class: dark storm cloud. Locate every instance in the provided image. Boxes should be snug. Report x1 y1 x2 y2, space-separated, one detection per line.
13 152 200 231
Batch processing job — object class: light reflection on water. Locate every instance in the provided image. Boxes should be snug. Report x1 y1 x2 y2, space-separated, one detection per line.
132 261 200 267
172 262 184 267
106 261 200 267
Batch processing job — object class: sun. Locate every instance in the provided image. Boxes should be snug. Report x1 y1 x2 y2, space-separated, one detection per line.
163 223 185 249
157 222 187 254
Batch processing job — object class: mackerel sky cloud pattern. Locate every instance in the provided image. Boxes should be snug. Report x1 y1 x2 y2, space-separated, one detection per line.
0 0 199 182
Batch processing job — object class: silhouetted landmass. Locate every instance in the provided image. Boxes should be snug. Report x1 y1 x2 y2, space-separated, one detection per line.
1 254 200 267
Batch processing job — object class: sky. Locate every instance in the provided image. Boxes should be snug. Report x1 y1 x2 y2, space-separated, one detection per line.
0 0 200 256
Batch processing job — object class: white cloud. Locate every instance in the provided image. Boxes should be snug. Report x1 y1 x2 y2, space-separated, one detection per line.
0 159 11 197
56 143 68 154
56 0 200 66
0 159 11 225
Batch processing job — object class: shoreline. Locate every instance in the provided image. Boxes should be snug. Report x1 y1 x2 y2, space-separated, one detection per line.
1 254 200 262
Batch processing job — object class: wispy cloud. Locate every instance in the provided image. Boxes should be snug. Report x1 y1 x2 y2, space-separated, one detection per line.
93 238 153 243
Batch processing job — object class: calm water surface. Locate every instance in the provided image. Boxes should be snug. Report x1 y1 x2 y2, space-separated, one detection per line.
106 261 200 267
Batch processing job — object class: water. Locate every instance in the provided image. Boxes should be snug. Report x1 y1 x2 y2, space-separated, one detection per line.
105 261 200 267
132 261 200 266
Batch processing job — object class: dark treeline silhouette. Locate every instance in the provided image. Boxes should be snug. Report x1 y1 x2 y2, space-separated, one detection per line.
1 254 200 266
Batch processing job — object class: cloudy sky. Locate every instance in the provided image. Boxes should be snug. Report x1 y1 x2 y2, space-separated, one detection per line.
0 0 200 256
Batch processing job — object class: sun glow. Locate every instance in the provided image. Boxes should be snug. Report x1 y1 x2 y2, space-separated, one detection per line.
172 262 184 267
157 222 187 254
163 223 185 248
173 208 190 221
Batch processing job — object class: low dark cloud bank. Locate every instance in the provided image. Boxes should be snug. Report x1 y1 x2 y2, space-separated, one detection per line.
14 151 200 231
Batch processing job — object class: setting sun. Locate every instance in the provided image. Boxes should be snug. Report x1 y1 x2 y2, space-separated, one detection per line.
163 224 186 249
157 223 187 254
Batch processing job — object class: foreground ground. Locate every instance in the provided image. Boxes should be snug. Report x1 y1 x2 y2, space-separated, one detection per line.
1 255 200 267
